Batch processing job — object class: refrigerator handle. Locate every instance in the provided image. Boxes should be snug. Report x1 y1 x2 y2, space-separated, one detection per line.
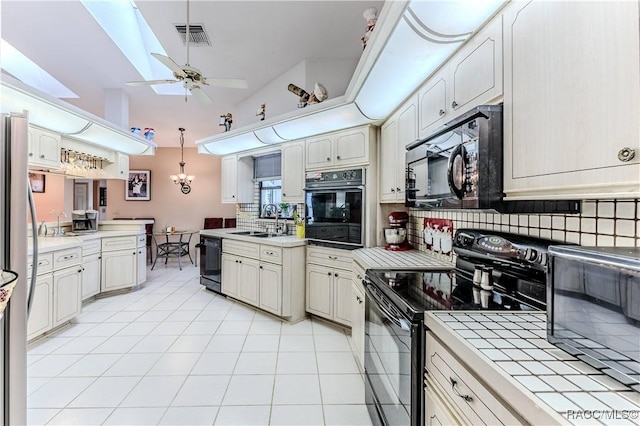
26 182 37 317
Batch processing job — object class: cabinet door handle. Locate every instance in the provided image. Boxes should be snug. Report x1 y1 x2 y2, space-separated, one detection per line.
451 101 458 108
282 193 286 197
259 266 263 269
450 378 473 402
334 273 338 277
78 269 82 273
40 154 45 159
327 272 332 276
391 188 395 193
328 255 338 260
439 109 445 116
133 252 136 255
28 152 34 157
336 155 341 160
618 147 636 162
396 187 401 192
356 296 362 304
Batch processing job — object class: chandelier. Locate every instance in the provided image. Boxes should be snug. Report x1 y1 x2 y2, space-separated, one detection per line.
170 127 195 194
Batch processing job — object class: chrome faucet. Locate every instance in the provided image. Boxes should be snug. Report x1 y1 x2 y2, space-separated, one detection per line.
55 212 67 236
262 204 280 234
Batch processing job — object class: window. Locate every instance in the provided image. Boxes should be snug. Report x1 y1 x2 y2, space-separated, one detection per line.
254 153 292 219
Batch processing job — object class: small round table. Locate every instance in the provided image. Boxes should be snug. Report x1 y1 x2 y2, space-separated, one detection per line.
150 231 197 271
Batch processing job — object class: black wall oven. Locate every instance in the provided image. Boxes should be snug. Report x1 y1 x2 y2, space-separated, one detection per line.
304 168 364 249
363 229 558 426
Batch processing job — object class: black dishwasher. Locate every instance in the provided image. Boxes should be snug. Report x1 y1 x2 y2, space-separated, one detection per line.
199 235 223 295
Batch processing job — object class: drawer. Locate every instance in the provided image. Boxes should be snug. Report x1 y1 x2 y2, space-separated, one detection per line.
82 238 101 256
425 332 520 425
27 253 53 277
223 239 260 259
136 233 146 248
102 235 137 251
53 247 82 270
260 245 282 264
307 246 352 270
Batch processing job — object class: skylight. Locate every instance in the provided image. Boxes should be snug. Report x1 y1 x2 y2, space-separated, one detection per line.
81 0 184 96
0 39 78 99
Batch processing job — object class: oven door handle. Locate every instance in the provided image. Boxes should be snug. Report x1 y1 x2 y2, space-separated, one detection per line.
363 282 411 332
304 185 365 192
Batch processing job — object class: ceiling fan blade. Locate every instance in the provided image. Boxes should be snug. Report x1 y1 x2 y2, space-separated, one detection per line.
151 53 187 78
204 78 248 89
126 79 179 86
189 86 212 105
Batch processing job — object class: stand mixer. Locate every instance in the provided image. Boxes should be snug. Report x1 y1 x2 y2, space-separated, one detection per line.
384 211 412 251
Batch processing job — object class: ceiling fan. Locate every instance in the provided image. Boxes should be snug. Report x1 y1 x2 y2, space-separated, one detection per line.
126 0 247 105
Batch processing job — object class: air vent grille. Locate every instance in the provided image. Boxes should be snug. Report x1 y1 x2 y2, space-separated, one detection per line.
175 24 210 46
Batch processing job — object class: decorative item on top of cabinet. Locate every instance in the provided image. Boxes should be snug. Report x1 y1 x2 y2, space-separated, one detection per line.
418 16 503 138
380 95 417 203
305 125 374 170
27 125 61 169
502 0 640 200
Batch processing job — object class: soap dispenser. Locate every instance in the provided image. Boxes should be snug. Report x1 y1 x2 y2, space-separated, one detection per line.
38 220 47 237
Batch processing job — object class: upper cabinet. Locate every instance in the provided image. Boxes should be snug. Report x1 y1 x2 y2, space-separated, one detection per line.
380 95 417 203
281 141 305 203
221 154 253 203
419 17 503 138
305 126 374 170
28 126 61 169
103 152 129 180
503 0 640 199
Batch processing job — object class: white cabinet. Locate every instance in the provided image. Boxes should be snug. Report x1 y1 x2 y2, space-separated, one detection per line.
281 141 305 203
425 377 464 426
104 152 129 180
81 253 101 301
27 274 53 340
101 235 137 292
305 246 352 327
136 233 147 285
259 262 282 316
81 238 101 301
351 260 366 370
221 239 306 322
305 126 374 170
425 332 520 425
27 247 82 341
419 17 503 138
503 0 640 199
221 154 253 203
380 96 417 203
52 265 82 327
28 126 61 169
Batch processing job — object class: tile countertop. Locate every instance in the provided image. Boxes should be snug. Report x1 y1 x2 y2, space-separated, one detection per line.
425 312 640 426
200 228 307 248
352 246 453 270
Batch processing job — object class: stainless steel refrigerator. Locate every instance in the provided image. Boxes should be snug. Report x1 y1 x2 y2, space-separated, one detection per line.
1 112 33 425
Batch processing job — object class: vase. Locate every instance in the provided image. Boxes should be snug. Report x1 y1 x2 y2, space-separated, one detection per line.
296 224 305 239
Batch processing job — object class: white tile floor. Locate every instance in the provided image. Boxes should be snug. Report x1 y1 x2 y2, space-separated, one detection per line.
27 264 373 425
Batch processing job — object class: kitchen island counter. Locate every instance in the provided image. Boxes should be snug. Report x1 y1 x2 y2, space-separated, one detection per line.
425 311 640 425
200 228 307 248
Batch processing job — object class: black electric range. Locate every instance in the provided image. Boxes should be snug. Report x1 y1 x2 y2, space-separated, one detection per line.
363 229 561 426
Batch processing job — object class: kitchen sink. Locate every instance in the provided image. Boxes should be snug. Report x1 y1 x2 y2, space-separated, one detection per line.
229 231 275 238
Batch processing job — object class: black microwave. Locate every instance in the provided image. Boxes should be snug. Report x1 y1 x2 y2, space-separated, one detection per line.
547 245 640 388
405 104 580 214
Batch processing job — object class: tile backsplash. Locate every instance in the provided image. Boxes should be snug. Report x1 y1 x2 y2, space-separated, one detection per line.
235 180 300 235
407 199 640 252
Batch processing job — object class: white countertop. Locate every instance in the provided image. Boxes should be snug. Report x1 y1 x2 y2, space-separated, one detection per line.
200 228 307 248
352 246 453 270
425 311 640 425
29 230 145 255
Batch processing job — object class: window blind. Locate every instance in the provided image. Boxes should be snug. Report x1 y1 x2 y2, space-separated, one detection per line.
254 153 281 180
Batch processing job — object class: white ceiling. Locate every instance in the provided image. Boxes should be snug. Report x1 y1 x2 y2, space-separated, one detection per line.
0 0 385 148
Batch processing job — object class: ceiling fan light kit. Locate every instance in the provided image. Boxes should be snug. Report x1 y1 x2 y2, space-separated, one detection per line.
125 0 247 105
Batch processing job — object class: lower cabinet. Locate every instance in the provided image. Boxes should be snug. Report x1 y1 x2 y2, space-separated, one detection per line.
351 280 365 370
221 239 306 322
27 274 53 340
81 253 101 301
306 263 352 327
53 266 82 327
425 377 464 426
136 234 147 285
101 235 138 292
27 258 82 341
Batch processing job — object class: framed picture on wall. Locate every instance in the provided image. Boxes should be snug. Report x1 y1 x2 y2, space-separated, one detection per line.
125 170 150 201
29 173 45 193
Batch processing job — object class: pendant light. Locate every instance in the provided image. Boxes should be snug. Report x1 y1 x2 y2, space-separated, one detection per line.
170 127 194 194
